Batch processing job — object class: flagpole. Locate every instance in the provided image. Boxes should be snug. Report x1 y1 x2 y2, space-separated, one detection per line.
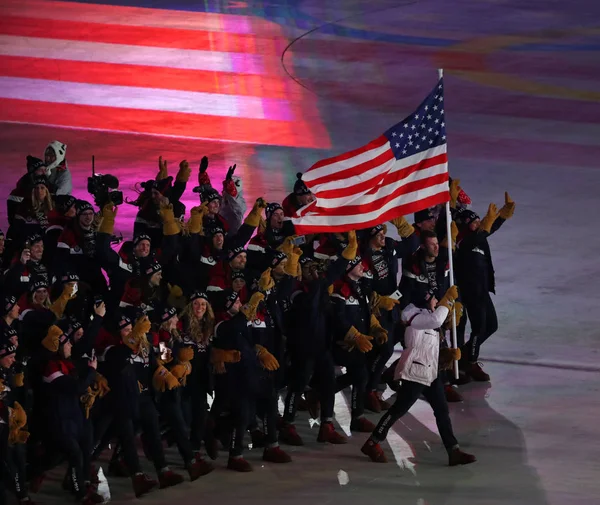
438 68 460 380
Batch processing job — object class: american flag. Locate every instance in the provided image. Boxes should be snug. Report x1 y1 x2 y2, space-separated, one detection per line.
292 77 450 234
0 0 329 149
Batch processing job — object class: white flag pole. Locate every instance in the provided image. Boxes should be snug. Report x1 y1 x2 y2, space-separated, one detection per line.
438 68 459 380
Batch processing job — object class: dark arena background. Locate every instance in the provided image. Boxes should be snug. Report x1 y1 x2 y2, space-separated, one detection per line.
1 0 599 504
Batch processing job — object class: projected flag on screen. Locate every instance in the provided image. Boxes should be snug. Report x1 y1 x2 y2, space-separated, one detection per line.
0 0 328 148
292 78 449 233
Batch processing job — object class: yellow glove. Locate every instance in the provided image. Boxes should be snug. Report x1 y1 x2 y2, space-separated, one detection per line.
450 221 459 250
480 203 499 233
80 387 98 419
210 348 241 374
177 160 191 183
240 292 265 321
498 191 515 220
371 292 399 316
244 198 267 228
49 283 75 318
188 204 208 235
449 179 461 208
168 283 184 300
41 325 64 353
210 348 241 364
370 315 388 345
177 347 194 362
98 203 117 235
258 268 275 292
125 316 151 353
439 348 461 370
152 365 180 392
453 301 464 322
157 156 168 180
94 373 111 398
255 345 280 371
213 362 226 374
132 315 151 339
438 285 459 310
343 326 373 353
284 248 302 277
160 203 181 236
258 217 267 235
277 236 295 257
13 372 24 388
341 230 358 260
440 221 459 251
170 362 192 385
8 402 29 445
390 216 414 238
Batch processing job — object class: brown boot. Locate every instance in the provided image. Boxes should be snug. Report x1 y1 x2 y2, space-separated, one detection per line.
187 458 215 481
279 423 304 446
317 422 348 444
132 473 158 498
350 417 376 433
444 385 463 403
448 447 477 466
158 469 184 489
361 439 388 463
376 392 391 410
364 391 382 413
263 446 292 463
467 362 490 382
227 456 253 472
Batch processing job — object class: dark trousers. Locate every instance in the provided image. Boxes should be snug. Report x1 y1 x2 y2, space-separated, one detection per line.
457 291 498 362
160 389 195 465
372 377 458 451
283 351 336 423
229 398 252 458
333 347 367 419
51 423 93 500
365 312 396 391
118 394 167 474
4 443 28 500
256 388 279 446
181 385 209 453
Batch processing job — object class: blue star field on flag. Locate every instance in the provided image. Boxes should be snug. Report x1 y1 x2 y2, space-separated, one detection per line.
384 78 447 160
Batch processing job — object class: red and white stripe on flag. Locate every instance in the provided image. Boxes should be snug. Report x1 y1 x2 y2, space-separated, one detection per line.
292 78 450 234
0 0 329 149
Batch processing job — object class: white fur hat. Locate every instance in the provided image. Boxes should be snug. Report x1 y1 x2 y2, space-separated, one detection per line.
45 140 67 172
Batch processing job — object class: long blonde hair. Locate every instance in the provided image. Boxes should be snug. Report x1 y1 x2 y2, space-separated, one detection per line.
31 187 54 213
179 301 215 344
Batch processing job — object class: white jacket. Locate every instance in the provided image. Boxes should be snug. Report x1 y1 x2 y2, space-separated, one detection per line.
393 304 449 386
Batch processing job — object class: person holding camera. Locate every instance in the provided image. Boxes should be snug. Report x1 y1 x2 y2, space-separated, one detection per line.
4 234 48 298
